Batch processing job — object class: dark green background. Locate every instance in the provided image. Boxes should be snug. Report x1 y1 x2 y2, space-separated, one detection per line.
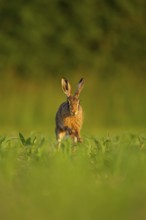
0 0 146 76
0 0 146 133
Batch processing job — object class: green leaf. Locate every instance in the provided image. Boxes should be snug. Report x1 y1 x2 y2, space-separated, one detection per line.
32 136 37 145
19 132 26 146
0 136 6 144
26 137 32 146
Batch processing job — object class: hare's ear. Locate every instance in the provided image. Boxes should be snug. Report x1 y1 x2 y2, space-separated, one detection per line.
75 78 85 97
61 78 72 97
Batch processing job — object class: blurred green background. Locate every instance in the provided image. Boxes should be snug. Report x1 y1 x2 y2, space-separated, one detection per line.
0 0 146 135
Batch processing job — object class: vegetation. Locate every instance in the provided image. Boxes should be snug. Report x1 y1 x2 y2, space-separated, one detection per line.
0 73 146 133
0 1 146 219
0 132 146 220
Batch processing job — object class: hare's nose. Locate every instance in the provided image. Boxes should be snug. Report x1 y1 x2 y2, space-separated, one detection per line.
71 112 75 116
72 111 78 116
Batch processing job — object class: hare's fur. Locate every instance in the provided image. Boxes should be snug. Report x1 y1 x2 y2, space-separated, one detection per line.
55 78 84 146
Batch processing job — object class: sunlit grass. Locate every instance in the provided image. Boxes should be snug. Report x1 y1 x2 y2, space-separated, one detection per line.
0 73 146 219
0 132 146 220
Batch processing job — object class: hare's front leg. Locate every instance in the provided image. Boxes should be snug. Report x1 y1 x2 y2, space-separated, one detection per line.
56 129 66 149
75 129 83 143
71 130 83 144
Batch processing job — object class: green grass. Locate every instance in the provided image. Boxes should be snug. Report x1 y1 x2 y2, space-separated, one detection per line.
0 74 146 219
0 132 146 220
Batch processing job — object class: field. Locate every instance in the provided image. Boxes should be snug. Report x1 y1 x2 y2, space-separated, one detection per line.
0 74 146 220
0 132 146 220
1 0 146 218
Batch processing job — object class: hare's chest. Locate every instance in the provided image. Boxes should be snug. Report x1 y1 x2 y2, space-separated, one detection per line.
63 116 81 129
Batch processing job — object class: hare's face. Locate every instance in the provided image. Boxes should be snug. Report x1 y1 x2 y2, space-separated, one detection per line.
61 77 84 116
67 96 80 116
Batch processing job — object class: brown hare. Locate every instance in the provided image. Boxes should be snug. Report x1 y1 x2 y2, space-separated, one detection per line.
55 78 84 147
